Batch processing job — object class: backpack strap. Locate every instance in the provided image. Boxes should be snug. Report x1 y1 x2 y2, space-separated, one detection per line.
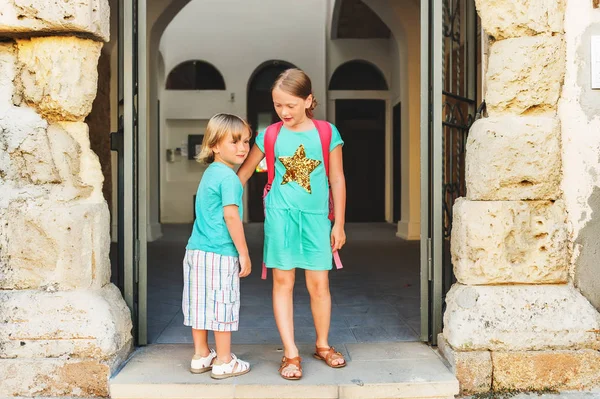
313 120 343 271
312 120 332 176
264 121 284 188
262 122 283 280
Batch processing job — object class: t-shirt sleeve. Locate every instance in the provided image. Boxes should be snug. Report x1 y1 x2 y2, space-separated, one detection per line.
254 128 266 153
220 174 243 208
329 123 344 152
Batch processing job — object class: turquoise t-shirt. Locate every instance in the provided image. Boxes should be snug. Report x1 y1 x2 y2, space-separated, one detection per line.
187 162 243 257
255 123 344 213
255 122 344 270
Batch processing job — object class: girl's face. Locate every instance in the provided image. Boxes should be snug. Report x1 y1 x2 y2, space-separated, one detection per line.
213 130 250 168
272 88 312 128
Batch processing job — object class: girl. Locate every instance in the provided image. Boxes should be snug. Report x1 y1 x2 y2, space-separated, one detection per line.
238 69 347 380
182 113 252 379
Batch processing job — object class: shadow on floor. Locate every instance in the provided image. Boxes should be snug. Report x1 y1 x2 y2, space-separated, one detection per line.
112 223 421 345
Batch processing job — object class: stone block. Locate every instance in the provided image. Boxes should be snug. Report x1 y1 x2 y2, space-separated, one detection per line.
451 199 568 285
492 350 600 391
0 200 111 290
0 284 132 361
475 0 565 40
0 0 110 42
48 122 104 201
486 35 565 115
16 36 102 122
466 116 561 200
437 334 492 395
0 359 111 397
443 284 600 351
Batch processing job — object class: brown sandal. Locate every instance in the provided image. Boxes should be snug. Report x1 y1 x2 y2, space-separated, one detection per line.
279 356 303 380
313 346 346 368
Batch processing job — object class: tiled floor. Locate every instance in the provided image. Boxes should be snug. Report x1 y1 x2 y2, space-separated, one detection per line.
146 223 421 345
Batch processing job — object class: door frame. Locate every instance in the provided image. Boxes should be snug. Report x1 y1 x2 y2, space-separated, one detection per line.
121 0 148 345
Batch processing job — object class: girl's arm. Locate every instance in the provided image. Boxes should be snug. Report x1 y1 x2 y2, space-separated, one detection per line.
237 145 264 186
223 205 251 277
329 145 346 251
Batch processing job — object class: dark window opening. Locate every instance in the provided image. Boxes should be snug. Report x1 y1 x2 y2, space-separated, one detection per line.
165 60 226 90
329 60 388 91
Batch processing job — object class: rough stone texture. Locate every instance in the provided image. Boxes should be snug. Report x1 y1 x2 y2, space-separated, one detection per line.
466 116 561 201
16 36 102 122
0 201 111 290
86 50 112 212
451 199 568 285
443 284 600 351
492 350 600 391
0 0 110 42
486 35 566 116
475 0 565 40
0 284 131 360
438 334 492 395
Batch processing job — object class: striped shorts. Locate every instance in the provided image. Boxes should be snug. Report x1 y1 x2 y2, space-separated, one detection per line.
182 249 240 332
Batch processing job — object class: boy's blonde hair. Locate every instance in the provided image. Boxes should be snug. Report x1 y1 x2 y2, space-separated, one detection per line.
197 113 252 164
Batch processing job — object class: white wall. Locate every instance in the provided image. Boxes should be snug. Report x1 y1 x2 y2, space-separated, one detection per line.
160 119 209 223
159 0 329 120
559 0 600 310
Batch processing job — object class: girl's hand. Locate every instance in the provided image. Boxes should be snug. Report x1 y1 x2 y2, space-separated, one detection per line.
330 223 346 252
239 254 252 278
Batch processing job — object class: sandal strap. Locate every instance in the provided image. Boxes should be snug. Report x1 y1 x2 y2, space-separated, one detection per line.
316 346 344 363
279 356 302 372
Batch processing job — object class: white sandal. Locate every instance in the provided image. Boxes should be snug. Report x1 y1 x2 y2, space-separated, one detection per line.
210 353 250 379
190 349 216 374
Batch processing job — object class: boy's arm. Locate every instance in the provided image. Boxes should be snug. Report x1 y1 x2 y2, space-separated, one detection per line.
237 145 264 186
223 205 251 277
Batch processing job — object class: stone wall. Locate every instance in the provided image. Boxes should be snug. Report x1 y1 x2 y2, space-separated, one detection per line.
0 1 132 397
441 0 600 394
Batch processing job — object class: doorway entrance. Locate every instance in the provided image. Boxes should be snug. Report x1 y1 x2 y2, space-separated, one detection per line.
113 0 480 349
335 99 386 222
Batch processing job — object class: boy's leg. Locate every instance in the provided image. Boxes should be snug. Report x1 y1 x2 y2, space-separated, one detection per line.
272 268 301 378
305 270 344 366
214 331 232 363
192 328 210 356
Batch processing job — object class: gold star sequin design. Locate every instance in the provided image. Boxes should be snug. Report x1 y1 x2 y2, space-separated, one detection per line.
279 145 321 194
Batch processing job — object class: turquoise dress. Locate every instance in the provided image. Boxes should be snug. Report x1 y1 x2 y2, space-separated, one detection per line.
255 123 344 271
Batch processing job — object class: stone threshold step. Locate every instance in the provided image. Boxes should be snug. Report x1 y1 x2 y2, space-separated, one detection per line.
110 343 458 399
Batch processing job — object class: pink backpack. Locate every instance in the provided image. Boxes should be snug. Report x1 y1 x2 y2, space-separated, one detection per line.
261 120 343 280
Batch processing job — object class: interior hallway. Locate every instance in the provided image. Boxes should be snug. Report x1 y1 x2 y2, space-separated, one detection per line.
146 223 420 345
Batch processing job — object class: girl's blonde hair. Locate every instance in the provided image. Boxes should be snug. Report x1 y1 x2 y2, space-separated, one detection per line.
271 68 317 118
197 113 251 164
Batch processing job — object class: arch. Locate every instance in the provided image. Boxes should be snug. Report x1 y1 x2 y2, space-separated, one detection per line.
247 60 297 92
329 60 388 90
165 60 226 90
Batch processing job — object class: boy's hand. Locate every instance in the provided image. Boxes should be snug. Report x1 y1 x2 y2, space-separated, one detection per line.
331 223 346 252
239 254 252 278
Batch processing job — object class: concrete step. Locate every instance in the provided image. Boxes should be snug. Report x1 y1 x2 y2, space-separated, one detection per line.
109 342 458 399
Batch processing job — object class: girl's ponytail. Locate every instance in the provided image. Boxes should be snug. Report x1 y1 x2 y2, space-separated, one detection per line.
306 95 317 118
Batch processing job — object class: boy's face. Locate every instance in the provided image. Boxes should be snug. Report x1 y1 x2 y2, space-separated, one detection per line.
213 130 250 167
272 88 312 128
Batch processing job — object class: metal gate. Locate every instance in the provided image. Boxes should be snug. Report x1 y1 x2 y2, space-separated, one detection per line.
421 0 479 345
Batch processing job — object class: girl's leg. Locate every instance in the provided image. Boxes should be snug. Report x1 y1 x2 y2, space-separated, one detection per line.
272 268 301 378
305 270 344 366
191 328 210 356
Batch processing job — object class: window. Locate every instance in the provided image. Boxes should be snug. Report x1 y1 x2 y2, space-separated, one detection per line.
329 60 388 90
165 60 226 90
